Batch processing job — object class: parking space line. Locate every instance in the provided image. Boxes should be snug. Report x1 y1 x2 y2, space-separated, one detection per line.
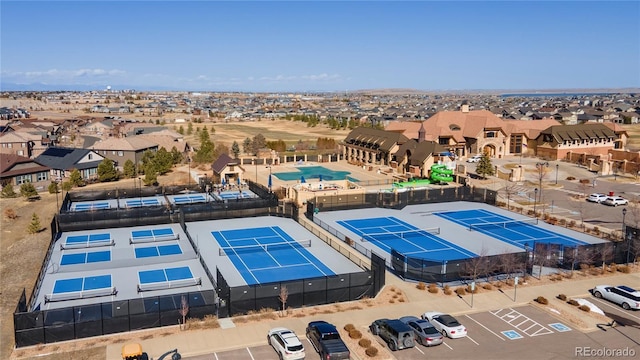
246 347 255 360
442 341 453 350
467 335 480 345
414 346 424 355
464 314 505 341
491 308 553 337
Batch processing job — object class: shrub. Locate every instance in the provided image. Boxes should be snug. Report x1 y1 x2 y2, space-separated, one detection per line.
609 263 618 272
365 346 379 357
349 329 362 339
568 220 576 228
567 299 579 306
358 338 371 348
536 296 548 305
416 282 426 290
466 285 478 294
578 305 591 312
566 176 576 181
557 294 567 301
618 265 631 273
455 287 467 296
428 286 439 294
505 278 515 286
4 208 18 220
344 324 355 332
483 284 493 290
444 288 453 295
1 184 17 198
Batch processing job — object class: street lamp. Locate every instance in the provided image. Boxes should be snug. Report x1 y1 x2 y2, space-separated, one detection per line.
266 165 272 192
623 208 628 265
555 163 559 185
55 179 60 214
533 188 538 218
187 156 191 190
524 243 531 276
535 162 549 203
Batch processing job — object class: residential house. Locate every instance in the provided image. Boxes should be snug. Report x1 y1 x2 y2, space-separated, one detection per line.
0 131 34 157
0 154 51 190
342 127 409 166
35 147 105 181
90 137 159 171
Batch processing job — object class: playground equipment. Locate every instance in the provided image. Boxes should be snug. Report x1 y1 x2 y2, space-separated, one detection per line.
392 164 454 188
430 164 454 183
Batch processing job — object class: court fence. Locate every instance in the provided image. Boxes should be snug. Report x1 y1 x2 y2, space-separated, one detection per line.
13 289 217 347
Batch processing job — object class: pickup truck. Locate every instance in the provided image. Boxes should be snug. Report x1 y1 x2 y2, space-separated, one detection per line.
305 320 350 360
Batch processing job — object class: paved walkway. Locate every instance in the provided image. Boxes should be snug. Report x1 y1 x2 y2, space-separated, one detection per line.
104 270 640 360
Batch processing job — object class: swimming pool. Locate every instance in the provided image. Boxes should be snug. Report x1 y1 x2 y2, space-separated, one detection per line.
272 166 357 181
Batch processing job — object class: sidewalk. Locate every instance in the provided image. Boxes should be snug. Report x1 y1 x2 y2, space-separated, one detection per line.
104 271 640 360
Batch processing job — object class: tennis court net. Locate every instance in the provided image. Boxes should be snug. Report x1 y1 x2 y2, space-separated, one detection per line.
468 218 538 231
360 228 440 242
219 239 311 256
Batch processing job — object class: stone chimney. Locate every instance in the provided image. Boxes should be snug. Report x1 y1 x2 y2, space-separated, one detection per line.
418 122 426 143
461 100 469 113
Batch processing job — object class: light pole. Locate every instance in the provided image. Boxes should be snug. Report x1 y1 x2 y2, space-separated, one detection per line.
187 157 191 190
623 208 628 265
535 162 549 203
267 165 272 192
55 179 60 214
533 188 538 218
555 163 559 185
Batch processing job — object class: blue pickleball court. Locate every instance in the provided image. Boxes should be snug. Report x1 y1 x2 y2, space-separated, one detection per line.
211 226 335 285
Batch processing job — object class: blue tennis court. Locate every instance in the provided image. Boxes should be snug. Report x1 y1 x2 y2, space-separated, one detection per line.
125 198 161 207
211 226 335 285
61 250 111 265
135 243 182 258
72 202 111 211
338 217 476 261
435 209 588 248
138 266 194 284
64 233 112 247
173 194 208 204
130 228 178 242
53 275 112 294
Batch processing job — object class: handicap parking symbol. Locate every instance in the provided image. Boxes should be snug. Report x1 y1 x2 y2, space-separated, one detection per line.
549 323 571 332
502 330 523 340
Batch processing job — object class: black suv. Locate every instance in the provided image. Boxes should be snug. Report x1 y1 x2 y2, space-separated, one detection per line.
369 318 415 351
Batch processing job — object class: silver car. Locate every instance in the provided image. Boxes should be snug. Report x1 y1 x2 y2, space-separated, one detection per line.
602 196 628 206
399 316 444 346
592 285 640 310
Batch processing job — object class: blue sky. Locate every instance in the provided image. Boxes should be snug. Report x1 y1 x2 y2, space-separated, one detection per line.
1 1 639 92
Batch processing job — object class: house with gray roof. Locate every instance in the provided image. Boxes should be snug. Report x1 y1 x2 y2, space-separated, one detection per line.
0 154 51 190
35 147 105 181
90 137 159 170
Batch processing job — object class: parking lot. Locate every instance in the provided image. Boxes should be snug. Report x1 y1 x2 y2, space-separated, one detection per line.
183 303 640 360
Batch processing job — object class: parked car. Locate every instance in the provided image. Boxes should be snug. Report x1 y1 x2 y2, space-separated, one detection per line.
305 321 350 360
466 154 483 163
369 318 415 351
399 316 444 346
592 285 640 310
267 327 305 360
602 196 628 206
586 193 608 203
421 312 467 338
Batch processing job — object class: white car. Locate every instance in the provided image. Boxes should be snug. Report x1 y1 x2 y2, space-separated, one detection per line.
268 327 305 360
421 312 467 338
466 154 483 163
602 196 628 206
586 193 608 203
592 285 640 310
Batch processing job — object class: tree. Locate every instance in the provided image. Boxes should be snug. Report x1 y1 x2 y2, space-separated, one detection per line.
28 213 41 234
61 181 73 191
475 153 494 179
194 128 215 163
279 286 289 316
187 122 193 135
69 169 83 187
213 143 230 160
122 159 136 178
170 146 184 165
242 137 252 154
178 125 184 135
497 249 523 280
143 164 158 186
1 184 17 198
20 182 38 198
501 182 519 210
97 158 119 182
48 182 59 194
179 295 189 330
154 148 174 174
251 134 267 156
461 246 490 284
231 141 241 159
